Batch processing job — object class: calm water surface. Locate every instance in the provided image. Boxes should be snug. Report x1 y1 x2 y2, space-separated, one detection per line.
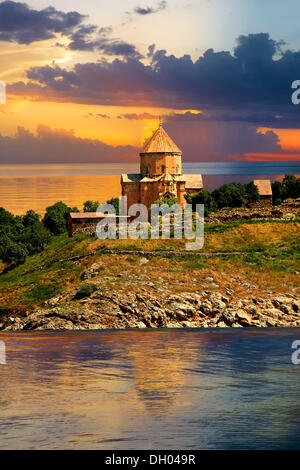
0 162 299 214
0 329 300 450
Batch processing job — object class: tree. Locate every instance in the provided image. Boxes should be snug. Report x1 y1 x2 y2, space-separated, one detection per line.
245 182 260 204
22 209 40 227
154 196 180 207
106 197 120 215
271 181 286 204
2 241 27 266
271 175 300 204
83 200 100 212
185 189 217 216
43 201 77 235
212 183 246 209
282 175 297 199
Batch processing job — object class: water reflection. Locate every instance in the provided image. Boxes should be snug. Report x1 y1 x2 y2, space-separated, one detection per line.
0 329 300 449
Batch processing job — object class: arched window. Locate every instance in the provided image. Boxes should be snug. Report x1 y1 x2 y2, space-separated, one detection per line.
145 166 149 175
176 165 179 173
161 165 165 174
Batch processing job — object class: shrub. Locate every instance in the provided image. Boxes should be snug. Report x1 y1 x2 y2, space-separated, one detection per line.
73 283 98 300
83 200 100 212
154 196 180 207
43 201 78 235
212 183 247 209
245 182 260 204
28 284 62 301
0 208 51 265
106 197 120 215
185 190 217 216
272 175 300 203
2 241 27 265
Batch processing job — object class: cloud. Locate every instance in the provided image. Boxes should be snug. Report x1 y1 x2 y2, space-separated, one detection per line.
134 1 167 15
0 125 138 163
0 2 141 58
0 121 288 164
119 112 158 120
67 24 142 58
84 112 111 119
162 119 283 162
8 32 300 126
0 1 85 44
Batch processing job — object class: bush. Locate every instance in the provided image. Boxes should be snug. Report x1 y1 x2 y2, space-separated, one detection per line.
73 283 98 300
106 197 120 215
2 241 27 265
272 175 300 203
43 201 78 235
212 183 247 209
154 196 180 207
0 208 51 265
185 190 217 216
28 283 61 301
245 182 260 204
83 200 100 212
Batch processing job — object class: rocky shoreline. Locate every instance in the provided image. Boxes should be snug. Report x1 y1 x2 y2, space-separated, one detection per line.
1 280 299 330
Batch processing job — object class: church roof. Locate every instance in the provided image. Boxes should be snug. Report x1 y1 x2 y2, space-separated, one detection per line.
157 170 174 182
253 179 272 196
183 174 203 189
121 173 142 183
140 124 182 155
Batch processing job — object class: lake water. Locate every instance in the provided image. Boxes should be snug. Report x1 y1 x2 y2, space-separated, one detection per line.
1 328 300 450
0 162 299 214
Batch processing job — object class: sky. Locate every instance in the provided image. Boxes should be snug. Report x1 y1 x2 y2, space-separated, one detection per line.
0 0 300 163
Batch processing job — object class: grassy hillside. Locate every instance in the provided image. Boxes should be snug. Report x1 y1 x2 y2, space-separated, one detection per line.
0 219 299 315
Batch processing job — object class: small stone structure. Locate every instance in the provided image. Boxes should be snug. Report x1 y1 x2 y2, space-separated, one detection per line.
253 179 273 205
67 212 131 237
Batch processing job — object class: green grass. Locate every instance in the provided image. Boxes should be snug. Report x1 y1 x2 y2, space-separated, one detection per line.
26 283 62 302
204 218 300 234
73 283 98 300
0 220 299 313
0 232 92 310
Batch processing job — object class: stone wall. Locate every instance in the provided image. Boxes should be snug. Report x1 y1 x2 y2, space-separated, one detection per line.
205 199 300 223
140 153 182 178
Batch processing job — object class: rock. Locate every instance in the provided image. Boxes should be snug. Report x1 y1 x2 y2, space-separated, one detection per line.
46 296 61 307
236 310 252 326
226 288 234 296
273 296 294 308
217 321 228 328
182 321 196 328
292 301 300 312
139 257 149 265
137 321 147 328
80 270 89 280
266 318 277 327
263 308 281 319
200 300 213 314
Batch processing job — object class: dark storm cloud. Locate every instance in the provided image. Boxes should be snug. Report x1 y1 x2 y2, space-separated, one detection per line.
162 120 283 162
9 32 300 125
0 1 85 44
0 125 138 163
96 39 143 58
67 24 142 58
0 121 284 164
134 1 167 15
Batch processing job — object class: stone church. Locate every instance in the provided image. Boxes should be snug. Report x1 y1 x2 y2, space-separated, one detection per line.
121 124 203 209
